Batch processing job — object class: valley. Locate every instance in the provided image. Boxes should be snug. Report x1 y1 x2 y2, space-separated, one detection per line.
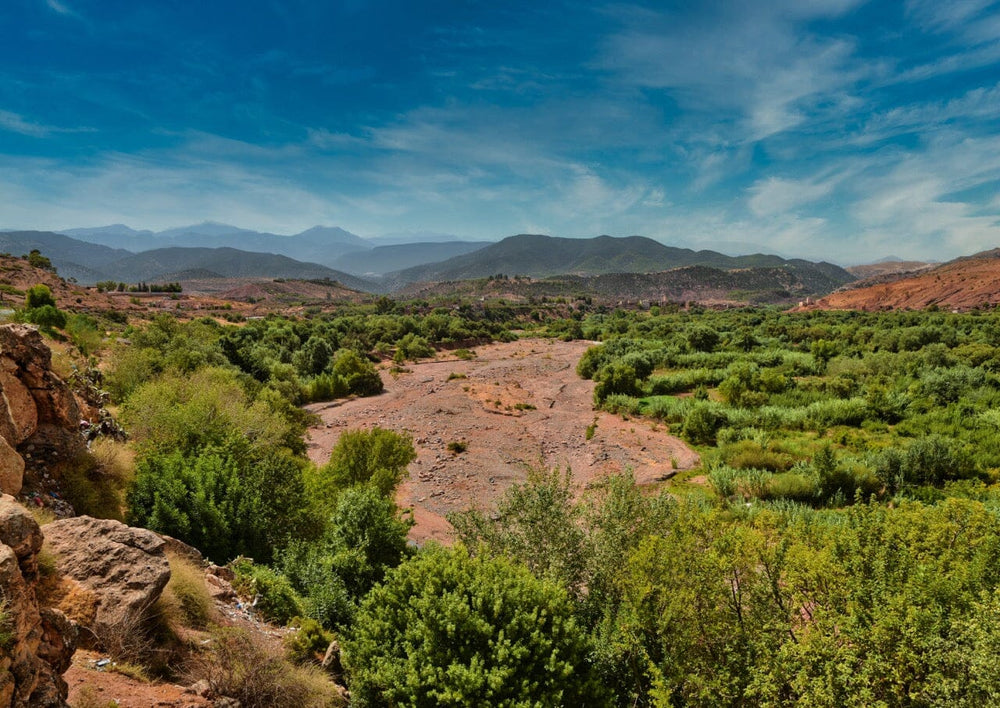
304 339 699 543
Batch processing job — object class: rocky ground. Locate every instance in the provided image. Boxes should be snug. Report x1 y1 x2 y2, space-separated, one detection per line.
305 338 700 544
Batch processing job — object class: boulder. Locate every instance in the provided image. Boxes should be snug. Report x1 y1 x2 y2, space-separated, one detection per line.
0 496 42 573
0 325 79 431
42 517 170 632
0 495 76 707
0 366 36 445
205 573 236 601
0 439 24 497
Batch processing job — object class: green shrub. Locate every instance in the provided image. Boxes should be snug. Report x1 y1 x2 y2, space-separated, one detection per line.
24 304 66 330
231 559 305 625
284 617 333 665
24 283 56 309
343 545 605 707
721 439 794 472
310 427 416 505
682 403 727 445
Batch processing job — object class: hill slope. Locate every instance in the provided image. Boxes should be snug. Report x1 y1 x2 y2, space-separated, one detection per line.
388 234 854 289
0 231 134 283
814 249 1000 311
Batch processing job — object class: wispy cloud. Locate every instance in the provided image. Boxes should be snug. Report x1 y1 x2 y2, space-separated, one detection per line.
0 109 92 138
598 2 868 142
45 0 77 17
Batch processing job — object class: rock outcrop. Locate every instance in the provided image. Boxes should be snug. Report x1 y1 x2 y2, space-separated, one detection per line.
0 495 77 707
0 325 84 497
42 517 171 636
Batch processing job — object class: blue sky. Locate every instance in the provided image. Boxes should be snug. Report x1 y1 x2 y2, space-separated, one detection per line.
1 0 999 262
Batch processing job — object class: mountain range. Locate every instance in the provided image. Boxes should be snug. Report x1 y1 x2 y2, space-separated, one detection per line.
1 227 856 297
385 234 853 289
57 222 487 274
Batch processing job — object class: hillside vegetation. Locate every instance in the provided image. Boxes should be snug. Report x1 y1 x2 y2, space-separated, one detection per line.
390 233 855 287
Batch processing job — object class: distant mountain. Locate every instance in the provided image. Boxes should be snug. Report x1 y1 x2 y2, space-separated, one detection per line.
372 231 472 245
845 260 935 280
0 230 374 290
387 234 855 289
99 247 373 291
59 222 374 267
0 231 133 282
293 225 370 248
400 264 851 305
333 241 492 276
61 224 156 250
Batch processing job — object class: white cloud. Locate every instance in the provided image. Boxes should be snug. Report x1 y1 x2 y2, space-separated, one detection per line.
598 2 869 142
747 176 838 217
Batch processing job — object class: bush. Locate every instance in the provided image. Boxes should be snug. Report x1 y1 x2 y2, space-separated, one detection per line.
343 545 605 707
231 559 305 625
331 349 382 396
24 283 56 309
187 627 342 708
24 304 66 330
282 485 412 629
312 427 415 502
285 617 333 666
161 554 215 630
127 444 309 565
683 403 726 445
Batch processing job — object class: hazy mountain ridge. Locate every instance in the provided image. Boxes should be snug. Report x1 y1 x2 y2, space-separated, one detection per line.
0 231 372 290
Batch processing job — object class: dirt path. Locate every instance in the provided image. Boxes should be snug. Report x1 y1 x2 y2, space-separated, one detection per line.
305 339 699 544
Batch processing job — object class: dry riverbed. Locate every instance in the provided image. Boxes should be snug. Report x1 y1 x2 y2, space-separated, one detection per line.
305 339 699 544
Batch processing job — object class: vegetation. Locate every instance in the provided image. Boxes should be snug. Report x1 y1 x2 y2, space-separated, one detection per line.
63 297 1000 705
342 545 604 707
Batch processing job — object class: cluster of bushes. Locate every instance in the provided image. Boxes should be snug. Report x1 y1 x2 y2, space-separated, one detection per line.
577 307 1000 505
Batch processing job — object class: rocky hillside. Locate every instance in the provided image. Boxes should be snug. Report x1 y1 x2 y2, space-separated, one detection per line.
0 325 85 500
814 249 1000 311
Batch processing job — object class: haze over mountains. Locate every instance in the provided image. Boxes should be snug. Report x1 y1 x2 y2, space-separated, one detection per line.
1 224 858 298
57 222 488 274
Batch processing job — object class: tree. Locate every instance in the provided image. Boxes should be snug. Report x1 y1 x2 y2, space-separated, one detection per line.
450 467 588 596
343 545 607 707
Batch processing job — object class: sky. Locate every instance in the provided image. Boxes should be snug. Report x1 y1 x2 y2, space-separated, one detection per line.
1 0 1000 262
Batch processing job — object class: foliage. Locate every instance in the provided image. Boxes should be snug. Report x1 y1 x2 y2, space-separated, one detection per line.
127 442 310 564
343 545 606 707
309 427 415 506
25 284 56 312
231 559 305 625
282 485 412 628
285 617 334 666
